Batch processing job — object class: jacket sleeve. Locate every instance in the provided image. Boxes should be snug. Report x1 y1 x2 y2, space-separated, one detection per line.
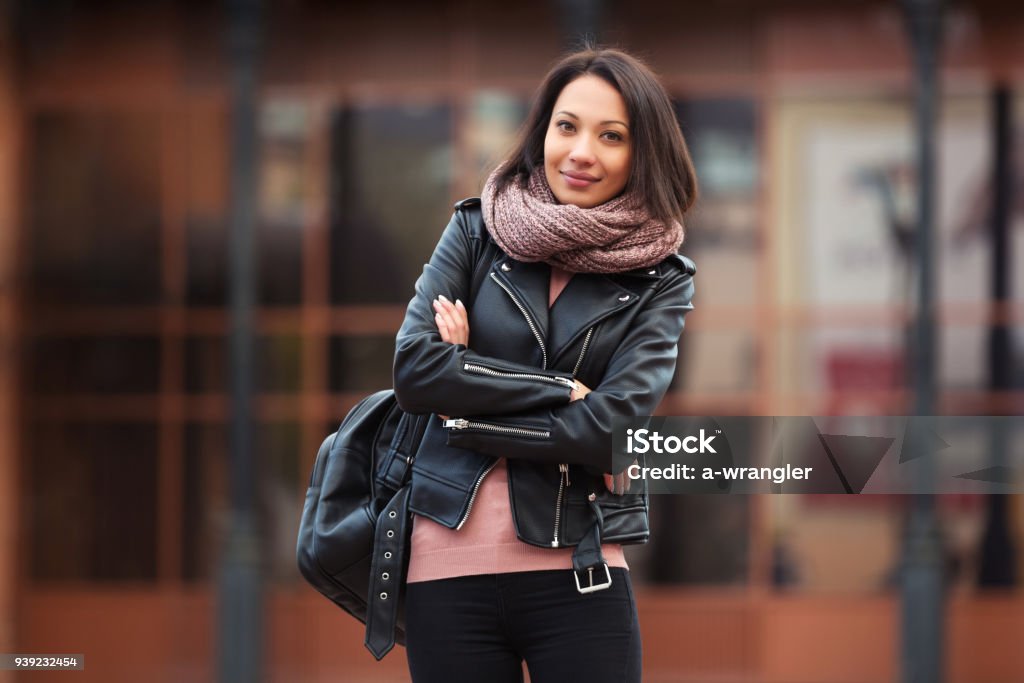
443 270 695 473
393 208 577 417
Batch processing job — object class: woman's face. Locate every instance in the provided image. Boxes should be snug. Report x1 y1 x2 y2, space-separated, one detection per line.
544 74 632 208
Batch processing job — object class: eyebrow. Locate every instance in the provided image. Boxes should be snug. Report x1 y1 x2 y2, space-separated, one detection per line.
554 110 628 127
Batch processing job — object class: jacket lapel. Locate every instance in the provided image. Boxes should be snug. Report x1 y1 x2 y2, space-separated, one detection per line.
490 257 551 346
548 273 638 369
492 256 643 372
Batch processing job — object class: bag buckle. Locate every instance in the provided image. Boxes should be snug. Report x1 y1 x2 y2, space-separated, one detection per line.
573 563 612 594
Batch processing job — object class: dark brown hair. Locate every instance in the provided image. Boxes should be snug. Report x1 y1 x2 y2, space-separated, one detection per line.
494 46 698 225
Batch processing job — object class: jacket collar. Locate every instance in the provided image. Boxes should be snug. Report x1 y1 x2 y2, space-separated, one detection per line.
491 256 641 370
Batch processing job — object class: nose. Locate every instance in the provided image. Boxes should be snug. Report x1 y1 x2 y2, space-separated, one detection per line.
568 135 596 165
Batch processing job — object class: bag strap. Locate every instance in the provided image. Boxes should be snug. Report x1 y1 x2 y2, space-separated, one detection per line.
364 484 412 660
364 203 504 656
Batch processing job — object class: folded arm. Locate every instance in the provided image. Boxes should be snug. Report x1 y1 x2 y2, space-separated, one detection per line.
443 272 695 474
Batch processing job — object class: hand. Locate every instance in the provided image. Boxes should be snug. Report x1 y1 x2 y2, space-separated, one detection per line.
570 379 591 402
432 294 466 422
603 460 636 495
432 294 469 346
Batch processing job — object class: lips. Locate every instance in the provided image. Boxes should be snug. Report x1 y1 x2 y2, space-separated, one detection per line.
562 170 599 188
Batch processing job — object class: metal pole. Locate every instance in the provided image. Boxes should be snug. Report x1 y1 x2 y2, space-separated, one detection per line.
220 0 263 681
977 85 1016 587
987 86 1012 389
900 1 945 682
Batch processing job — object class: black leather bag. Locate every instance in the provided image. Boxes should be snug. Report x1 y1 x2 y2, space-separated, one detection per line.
298 200 489 658
296 389 428 659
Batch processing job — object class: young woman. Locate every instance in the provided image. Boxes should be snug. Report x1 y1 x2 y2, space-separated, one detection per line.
391 46 697 683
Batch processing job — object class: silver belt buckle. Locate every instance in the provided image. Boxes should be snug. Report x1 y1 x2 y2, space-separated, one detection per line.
574 563 612 594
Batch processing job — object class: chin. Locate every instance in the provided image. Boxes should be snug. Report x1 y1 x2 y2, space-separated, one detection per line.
552 182 599 207
553 190 596 209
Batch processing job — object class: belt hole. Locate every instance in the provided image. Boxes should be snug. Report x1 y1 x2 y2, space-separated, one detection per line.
380 592 388 600
386 530 394 538
388 511 397 519
384 551 392 559
382 572 390 581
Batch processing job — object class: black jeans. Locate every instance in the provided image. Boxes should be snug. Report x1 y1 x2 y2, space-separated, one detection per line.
404 568 641 683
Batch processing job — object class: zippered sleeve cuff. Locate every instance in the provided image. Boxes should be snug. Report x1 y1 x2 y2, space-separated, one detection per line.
395 342 577 416
444 414 559 452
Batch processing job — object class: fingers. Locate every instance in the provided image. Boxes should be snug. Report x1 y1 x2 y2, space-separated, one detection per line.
570 380 592 402
605 473 624 495
452 298 469 344
433 306 452 343
432 295 469 345
603 470 632 495
432 296 456 342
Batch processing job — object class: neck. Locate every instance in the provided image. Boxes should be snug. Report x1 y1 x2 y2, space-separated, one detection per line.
549 266 573 308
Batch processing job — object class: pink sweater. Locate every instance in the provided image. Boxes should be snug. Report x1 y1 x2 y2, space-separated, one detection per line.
406 458 627 582
406 267 628 583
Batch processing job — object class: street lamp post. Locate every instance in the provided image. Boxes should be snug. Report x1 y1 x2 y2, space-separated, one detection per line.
220 0 264 681
900 1 945 682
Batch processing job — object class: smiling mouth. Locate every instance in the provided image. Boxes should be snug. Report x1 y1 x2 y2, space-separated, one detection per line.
562 171 599 188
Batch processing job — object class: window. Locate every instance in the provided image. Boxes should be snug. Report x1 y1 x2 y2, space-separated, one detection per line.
328 103 453 304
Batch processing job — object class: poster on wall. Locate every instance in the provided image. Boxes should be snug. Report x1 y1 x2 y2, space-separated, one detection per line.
777 96 1024 400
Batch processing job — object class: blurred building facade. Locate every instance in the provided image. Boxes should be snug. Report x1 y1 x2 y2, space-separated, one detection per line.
1 0 1024 681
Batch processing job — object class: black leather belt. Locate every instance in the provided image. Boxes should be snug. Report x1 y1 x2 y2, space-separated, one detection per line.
571 495 611 593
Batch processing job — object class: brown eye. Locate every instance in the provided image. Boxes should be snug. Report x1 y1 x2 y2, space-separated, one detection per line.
556 120 575 132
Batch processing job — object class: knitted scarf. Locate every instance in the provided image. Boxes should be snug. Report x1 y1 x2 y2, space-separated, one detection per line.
480 164 684 274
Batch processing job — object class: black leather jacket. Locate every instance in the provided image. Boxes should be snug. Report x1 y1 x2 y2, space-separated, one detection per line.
393 197 696 551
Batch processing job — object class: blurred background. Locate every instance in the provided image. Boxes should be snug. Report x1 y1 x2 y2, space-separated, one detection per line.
1 0 1023 681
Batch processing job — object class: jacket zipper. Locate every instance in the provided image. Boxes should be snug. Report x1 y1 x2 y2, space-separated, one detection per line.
552 326 594 547
490 267 601 547
450 274 575 533
463 362 576 390
572 327 595 376
490 271 548 369
552 464 571 547
456 459 499 530
444 418 550 439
